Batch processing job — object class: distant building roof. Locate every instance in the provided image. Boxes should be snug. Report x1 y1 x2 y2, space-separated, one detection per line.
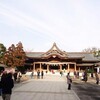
67 52 99 61
25 43 100 62
26 52 43 58
26 52 99 61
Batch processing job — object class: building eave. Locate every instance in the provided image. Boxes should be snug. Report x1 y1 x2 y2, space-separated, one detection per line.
77 63 94 66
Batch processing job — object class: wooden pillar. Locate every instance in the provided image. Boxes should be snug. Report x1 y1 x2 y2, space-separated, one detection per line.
33 62 35 71
68 64 70 72
40 63 41 71
74 63 76 71
60 64 62 71
47 64 49 72
79 67 80 72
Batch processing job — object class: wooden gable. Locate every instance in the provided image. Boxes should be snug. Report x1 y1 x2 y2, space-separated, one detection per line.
41 43 67 59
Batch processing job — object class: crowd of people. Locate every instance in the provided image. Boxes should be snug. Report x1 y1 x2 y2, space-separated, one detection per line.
30 70 44 79
0 69 99 100
66 70 100 90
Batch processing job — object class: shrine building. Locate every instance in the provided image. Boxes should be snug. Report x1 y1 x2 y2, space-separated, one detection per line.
25 43 100 73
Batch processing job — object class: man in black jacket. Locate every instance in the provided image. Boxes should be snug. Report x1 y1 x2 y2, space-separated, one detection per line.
1 72 14 100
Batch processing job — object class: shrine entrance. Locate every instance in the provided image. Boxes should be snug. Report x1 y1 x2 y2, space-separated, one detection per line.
49 65 59 70
33 62 76 73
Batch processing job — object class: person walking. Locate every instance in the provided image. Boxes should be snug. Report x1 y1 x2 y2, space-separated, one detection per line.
30 71 34 79
0 70 3 96
37 70 40 79
1 72 14 100
95 72 99 85
41 71 44 79
17 71 22 83
66 72 72 90
60 71 63 76
83 71 88 82
74 71 77 79
13 70 18 82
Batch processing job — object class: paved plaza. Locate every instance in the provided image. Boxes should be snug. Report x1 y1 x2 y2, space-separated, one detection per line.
0 75 80 100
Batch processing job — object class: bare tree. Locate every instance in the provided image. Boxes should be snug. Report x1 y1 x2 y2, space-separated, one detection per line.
82 47 100 57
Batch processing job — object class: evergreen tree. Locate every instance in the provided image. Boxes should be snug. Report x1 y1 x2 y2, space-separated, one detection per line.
0 43 6 63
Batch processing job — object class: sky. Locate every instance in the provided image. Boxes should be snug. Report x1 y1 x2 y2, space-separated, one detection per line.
0 0 100 52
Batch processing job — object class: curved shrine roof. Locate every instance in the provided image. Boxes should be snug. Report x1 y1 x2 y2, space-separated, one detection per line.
26 43 99 62
26 52 99 62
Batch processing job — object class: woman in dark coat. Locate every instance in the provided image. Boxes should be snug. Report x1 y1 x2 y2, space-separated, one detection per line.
66 72 72 90
1 72 14 100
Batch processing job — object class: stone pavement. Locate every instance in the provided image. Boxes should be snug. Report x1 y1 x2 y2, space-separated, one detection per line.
0 75 80 100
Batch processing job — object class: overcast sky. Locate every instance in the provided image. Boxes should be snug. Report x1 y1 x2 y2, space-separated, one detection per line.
0 0 100 52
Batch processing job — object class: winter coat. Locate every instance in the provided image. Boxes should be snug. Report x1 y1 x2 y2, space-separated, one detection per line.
66 75 72 84
1 73 14 94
